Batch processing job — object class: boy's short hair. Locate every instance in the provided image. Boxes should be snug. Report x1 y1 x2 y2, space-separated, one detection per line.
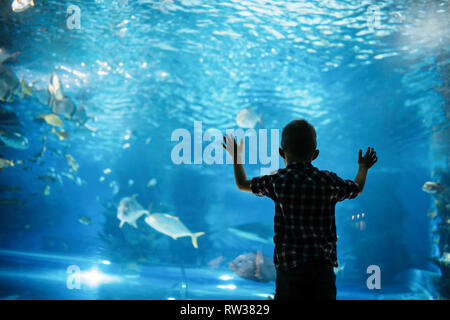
281 120 317 158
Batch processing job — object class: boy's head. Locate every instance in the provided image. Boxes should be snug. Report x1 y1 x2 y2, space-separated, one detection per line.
280 119 319 163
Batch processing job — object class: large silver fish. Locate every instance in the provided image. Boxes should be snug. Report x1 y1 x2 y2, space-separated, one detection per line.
144 212 205 248
0 127 29 150
236 107 263 129
227 222 273 244
117 195 149 228
229 252 275 283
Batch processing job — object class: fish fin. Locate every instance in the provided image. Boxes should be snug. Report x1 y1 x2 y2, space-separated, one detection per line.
191 232 205 249
131 220 138 228
119 220 125 228
139 210 150 217
258 113 264 128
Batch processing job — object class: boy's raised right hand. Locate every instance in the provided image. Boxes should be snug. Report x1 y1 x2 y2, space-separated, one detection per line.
358 147 377 169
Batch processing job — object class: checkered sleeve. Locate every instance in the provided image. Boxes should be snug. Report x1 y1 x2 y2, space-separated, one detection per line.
250 174 276 200
328 172 361 201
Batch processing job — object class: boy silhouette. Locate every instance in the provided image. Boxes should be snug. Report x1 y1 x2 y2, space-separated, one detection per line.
222 119 377 300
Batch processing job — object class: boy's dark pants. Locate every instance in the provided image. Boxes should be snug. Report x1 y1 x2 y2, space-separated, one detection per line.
275 261 336 300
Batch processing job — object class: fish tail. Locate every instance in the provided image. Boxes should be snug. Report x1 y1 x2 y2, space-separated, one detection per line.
191 232 205 249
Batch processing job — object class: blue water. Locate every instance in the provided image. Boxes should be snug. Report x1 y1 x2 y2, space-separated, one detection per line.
0 0 449 300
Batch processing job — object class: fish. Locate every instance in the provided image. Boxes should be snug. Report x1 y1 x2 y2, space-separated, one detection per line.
11 0 35 13
0 294 21 300
428 210 438 219
0 48 20 65
0 66 19 102
236 107 263 129
33 144 46 160
228 252 275 283
38 174 57 183
334 265 345 275
65 154 79 171
439 252 450 265
43 185 50 196
78 216 92 225
35 113 64 127
0 185 22 192
392 269 440 300
52 128 69 140
47 73 76 119
75 177 85 186
61 172 74 180
52 96 76 119
0 198 24 206
0 158 14 169
117 195 149 228
104 168 111 174
227 222 273 244
20 76 34 97
144 212 205 248
422 181 445 194
110 180 119 195
47 72 65 101
208 256 224 269
0 127 29 150
147 178 157 187
0 109 21 127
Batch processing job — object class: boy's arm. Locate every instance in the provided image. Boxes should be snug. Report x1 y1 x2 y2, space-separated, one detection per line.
223 134 252 192
354 147 377 193
233 163 252 192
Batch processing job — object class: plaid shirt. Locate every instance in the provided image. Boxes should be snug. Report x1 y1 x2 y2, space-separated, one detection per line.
250 162 360 270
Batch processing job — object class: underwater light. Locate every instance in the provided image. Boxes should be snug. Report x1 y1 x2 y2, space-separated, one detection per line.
81 267 119 288
217 284 237 290
167 297 176 300
100 260 111 265
219 275 234 281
